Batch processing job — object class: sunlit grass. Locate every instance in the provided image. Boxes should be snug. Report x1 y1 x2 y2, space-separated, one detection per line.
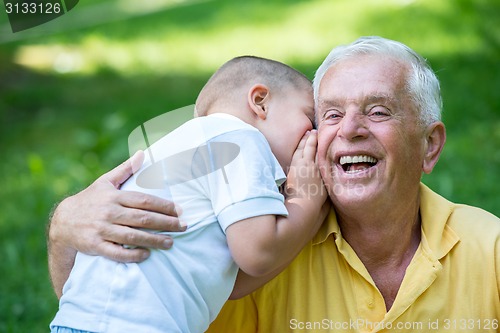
10 0 490 76
0 0 498 331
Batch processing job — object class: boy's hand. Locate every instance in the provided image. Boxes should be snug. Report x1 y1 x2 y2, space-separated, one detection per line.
228 131 330 298
283 130 327 204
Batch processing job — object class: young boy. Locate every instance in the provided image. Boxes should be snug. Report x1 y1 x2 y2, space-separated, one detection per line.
50 56 327 333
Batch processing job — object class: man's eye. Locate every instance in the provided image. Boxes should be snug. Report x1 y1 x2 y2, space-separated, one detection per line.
324 111 342 120
369 106 390 117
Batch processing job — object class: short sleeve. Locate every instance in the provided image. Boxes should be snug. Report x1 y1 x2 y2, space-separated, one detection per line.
205 129 288 232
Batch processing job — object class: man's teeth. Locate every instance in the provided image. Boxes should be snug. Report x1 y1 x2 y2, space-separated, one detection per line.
339 155 378 174
339 155 377 165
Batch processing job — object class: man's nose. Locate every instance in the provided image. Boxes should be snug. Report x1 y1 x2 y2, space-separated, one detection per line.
338 112 369 140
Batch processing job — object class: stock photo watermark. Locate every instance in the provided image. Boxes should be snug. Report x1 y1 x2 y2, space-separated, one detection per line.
289 318 499 331
3 0 79 32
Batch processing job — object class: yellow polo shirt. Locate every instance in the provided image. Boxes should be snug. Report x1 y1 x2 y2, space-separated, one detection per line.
207 184 499 332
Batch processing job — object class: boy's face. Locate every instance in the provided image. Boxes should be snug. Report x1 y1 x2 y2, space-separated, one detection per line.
261 87 315 172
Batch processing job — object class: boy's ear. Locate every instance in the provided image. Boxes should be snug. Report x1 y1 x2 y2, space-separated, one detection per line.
422 121 446 174
247 84 270 120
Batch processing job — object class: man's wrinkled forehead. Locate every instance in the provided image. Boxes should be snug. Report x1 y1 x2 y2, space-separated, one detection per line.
315 55 408 102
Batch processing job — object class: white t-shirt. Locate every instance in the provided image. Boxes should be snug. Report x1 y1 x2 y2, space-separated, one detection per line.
50 113 288 333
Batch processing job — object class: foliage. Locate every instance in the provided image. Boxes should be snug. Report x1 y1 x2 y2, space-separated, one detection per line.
0 0 498 331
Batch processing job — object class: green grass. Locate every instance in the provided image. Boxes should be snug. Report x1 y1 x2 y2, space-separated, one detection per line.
0 0 498 331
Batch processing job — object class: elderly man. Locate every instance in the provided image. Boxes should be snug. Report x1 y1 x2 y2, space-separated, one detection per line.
49 37 499 332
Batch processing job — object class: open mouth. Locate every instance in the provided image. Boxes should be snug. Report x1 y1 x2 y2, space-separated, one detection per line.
339 155 378 174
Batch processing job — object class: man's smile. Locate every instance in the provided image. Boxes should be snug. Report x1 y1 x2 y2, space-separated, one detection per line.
339 154 378 174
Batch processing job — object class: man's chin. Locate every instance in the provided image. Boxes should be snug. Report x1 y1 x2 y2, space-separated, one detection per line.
328 183 374 208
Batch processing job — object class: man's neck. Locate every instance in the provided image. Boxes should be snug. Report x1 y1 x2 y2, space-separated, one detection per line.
335 193 422 310
340 210 420 263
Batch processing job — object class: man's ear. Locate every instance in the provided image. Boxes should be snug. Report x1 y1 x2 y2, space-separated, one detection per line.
422 121 446 174
247 84 270 120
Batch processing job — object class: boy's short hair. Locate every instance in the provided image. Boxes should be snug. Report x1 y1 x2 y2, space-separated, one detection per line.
196 56 311 116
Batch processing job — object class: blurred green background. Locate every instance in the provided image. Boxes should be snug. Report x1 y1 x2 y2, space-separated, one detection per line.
0 0 498 331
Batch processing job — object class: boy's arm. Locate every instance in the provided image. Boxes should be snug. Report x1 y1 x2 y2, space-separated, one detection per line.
226 131 327 295
229 199 330 299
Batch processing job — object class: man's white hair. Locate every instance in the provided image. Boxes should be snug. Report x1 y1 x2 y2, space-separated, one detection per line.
313 36 442 126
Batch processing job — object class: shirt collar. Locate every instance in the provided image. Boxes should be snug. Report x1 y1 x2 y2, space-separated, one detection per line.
419 183 459 259
207 113 243 121
312 205 340 245
312 183 460 260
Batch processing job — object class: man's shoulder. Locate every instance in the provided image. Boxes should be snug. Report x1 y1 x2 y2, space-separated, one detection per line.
450 203 498 220
421 184 499 251
421 183 499 233
447 203 500 244
449 203 499 226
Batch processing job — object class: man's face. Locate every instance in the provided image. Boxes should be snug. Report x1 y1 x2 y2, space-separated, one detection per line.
316 54 426 211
